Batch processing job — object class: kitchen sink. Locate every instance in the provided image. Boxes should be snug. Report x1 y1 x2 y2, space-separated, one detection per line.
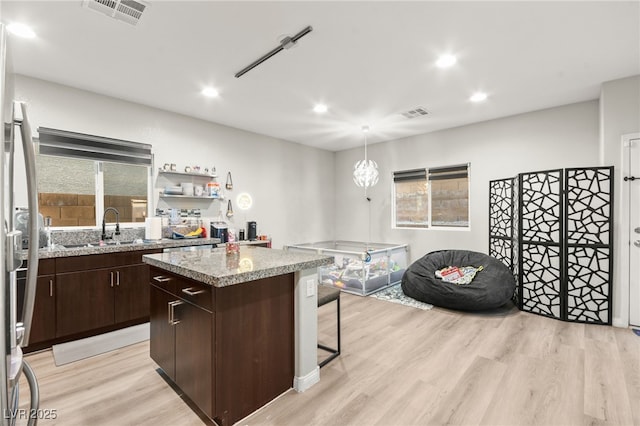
60 240 138 248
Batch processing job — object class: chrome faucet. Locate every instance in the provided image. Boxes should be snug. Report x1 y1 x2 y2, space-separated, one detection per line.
101 207 121 241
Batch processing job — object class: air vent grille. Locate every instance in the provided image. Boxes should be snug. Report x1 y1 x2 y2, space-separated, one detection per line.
400 107 429 119
82 0 148 26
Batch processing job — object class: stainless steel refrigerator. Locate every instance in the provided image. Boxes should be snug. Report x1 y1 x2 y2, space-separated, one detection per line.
1 23 40 426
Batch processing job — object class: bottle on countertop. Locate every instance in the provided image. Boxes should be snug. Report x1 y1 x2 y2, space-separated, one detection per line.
226 228 239 254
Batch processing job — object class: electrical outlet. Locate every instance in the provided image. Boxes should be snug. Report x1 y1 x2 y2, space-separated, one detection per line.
306 279 315 297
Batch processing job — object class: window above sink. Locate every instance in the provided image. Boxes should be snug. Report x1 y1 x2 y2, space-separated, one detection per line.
35 128 153 229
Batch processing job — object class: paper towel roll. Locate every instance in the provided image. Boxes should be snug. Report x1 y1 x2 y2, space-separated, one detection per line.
145 217 162 240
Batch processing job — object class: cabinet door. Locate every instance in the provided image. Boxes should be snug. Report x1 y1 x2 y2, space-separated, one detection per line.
27 275 56 345
114 264 150 323
149 285 176 380
56 269 115 337
175 301 214 419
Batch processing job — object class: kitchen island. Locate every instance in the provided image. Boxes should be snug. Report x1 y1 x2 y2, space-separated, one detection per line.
143 246 333 426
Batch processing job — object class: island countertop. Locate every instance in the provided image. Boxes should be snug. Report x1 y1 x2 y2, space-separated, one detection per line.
142 246 334 287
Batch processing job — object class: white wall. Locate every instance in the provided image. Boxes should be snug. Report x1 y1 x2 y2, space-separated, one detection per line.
600 74 640 327
334 100 601 262
16 73 631 325
13 75 336 249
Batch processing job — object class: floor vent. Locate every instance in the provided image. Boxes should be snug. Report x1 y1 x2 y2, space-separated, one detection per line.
82 0 148 26
400 107 429 119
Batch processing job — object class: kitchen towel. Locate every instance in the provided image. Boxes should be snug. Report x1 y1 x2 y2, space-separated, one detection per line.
145 217 162 240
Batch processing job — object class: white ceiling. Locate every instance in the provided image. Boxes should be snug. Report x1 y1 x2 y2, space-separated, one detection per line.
2 1 639 151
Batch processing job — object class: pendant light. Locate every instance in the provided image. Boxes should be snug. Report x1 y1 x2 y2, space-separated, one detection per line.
353 125 379 188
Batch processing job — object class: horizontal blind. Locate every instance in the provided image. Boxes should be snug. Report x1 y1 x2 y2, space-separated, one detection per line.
37 127 152 166
393 168 427 182
428 164 469 181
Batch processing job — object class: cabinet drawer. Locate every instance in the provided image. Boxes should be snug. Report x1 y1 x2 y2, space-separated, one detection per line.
177 281 212 312
38 259 56 275
57 249 163 273
149 267 213 311
150 270 178 295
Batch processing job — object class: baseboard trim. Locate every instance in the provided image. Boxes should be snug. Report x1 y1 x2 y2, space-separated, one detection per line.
613 317 629 328
293 366 320 392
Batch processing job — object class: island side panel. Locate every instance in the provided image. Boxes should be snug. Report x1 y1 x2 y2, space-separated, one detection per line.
293 268 320 391
214 273 295 426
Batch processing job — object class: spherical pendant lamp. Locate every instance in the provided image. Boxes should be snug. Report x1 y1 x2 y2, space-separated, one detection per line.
353 125 379 188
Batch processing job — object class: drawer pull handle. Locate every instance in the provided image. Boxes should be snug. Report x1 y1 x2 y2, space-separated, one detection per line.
116 271 120 286
182 287 205 296
49 279 54 297
153 276 171 283
110 271 114 288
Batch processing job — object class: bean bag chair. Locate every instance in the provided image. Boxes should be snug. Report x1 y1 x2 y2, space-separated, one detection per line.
401 250 515 311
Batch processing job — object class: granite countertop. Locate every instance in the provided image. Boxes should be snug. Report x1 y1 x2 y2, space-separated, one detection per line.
21 238 219 260
143 246 334 287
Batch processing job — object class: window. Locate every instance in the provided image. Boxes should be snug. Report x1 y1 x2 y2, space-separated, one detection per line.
393 164 469 229
36 127 152 228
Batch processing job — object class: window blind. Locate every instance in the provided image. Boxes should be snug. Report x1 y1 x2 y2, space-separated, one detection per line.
393 168 427 182
37 127 152 166
428 164 469 181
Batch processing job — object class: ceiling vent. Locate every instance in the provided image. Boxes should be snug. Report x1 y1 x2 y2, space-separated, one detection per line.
82 0 148 26
400 107 429 119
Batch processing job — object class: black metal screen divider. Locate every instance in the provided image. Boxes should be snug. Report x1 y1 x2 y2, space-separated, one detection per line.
489 166 613 324
518 169 565 320
563 167 614 325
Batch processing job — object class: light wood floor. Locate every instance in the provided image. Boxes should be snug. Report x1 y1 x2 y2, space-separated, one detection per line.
18 293 640 426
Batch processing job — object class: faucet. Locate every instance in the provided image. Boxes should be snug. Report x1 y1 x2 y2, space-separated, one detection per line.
101 207 121 241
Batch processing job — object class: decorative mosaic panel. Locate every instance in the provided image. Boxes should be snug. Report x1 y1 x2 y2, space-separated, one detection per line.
566 168 612 245
564 167 613 324
566 247 610 323
518 170 563 317
519 170 562 243
511 177 520 306
489 179 513 239
521 243 562 318
489 179 513 268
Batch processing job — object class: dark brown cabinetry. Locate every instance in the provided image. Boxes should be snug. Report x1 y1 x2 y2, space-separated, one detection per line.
24 248 161 352
20 258 57 345
55 249 160 338
56 268 115 336
149 266 294 426
114 263 150 323
150 282 214 417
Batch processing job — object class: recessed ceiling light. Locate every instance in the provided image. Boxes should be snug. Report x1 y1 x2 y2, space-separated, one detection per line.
470 92 488 102
202 87 219 97
7 23 36 39
436 54 457 68
313 104 328 113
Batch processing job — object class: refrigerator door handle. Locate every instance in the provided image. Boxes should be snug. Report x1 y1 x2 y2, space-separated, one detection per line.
4 230 22 273
14 102 39 347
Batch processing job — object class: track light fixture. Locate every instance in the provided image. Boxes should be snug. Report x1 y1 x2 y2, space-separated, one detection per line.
235 25 313 78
